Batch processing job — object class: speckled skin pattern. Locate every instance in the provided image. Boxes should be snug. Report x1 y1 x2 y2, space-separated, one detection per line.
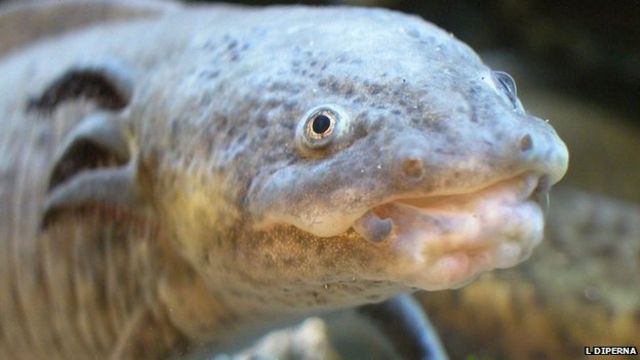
0 1 568 358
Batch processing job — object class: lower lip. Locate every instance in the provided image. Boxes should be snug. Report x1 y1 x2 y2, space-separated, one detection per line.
368 175 546 290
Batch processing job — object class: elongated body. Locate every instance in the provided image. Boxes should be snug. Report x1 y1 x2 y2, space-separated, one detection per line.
0 1 568 358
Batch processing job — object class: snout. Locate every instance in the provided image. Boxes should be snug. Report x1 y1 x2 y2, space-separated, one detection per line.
391 121 568 193
514 124 569 186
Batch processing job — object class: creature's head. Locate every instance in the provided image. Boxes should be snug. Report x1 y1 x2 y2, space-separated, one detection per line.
143 7 569 312
38 6 568 316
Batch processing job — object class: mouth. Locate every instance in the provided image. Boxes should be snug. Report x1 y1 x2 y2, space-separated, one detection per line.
352 173 550 290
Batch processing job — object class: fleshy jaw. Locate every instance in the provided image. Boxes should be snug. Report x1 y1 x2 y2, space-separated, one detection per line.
353 174 547 290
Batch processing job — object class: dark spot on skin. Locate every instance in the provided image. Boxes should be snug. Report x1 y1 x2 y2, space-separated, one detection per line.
282 101 296 111
352 120 369 140
199 92 214 107
227 40 238 50
336 53 349 63
407 28 420 38
226 124 237 138
330 81 341 93
368 84 383 95
344 85 354 97
434 146 452 155
391 109 402 116
280 121 295 131
203 70 220 79
230 53 239 62
263 99 280 110
269 82 302 94
310 60 318 67
418 37 434 47
256 116 267 128
216 115 228 129
470 109 479 123
202 39 217 50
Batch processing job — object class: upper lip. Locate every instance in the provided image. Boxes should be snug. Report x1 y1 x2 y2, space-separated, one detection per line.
353 172 550 243
388 172 548 211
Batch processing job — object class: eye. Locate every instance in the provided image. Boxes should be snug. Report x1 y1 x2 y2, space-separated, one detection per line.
308 111 335 139
300 107 340 149
492 71 518 109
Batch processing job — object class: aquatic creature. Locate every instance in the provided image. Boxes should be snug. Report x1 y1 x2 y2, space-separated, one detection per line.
0 0 568 358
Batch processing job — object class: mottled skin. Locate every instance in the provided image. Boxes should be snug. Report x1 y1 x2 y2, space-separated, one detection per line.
0 1 568 359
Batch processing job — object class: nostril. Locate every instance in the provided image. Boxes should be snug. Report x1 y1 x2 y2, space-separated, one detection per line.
519 133 533 152
402 158 424 179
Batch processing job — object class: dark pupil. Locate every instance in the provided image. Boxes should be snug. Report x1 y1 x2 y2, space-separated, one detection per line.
311 114 331 134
